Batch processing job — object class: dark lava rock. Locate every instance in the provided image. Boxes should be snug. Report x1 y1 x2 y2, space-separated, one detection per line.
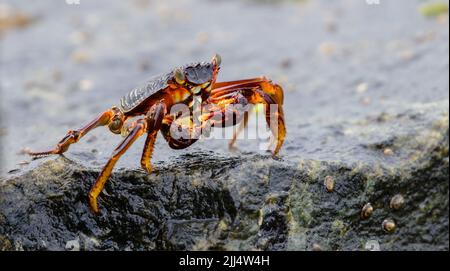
0 114 448 250
0 0 448 251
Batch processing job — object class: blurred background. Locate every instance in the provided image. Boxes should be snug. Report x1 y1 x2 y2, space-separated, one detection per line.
0 0 448 175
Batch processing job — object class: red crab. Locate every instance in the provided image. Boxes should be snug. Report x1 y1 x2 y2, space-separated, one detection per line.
27 54 286 213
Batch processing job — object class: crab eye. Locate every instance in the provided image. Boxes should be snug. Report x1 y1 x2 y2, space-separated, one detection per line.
212 53 221 66
174 68 185 85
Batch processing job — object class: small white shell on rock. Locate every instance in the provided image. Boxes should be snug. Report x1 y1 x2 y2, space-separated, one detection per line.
383 148 394 156
324 175 334 192
65 238 80 251
312 243 322 251
390 194 405 210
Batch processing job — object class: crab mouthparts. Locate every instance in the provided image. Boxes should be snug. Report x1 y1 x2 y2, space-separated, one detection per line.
191 86 202 94
190 82 211 95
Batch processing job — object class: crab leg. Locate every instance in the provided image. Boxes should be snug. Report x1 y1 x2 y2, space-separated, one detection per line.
246 88 286 155
140 102 167 173
211 77 267 90
228 110 251 151
208 78 286 156
205 92 252 150
88 118 146 213
211 76 284 106
205 92 248 127
27 107 123 157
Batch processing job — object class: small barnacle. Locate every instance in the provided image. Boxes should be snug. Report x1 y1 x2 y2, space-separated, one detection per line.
382 218 396 233
312 243 322 251
383 148 394 156
361 203 373 219
390 194 405 210
324 175 334 192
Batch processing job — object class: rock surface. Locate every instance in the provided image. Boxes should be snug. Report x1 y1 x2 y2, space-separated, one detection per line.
1 105 448 250
0 0 449 250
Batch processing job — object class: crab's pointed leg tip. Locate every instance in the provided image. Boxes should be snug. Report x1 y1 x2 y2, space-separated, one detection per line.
19 147 32 155
26 150 53 159
89 204 100 215
228 140 237 151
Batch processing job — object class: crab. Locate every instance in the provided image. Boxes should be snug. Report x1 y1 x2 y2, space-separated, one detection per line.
27 54 286 213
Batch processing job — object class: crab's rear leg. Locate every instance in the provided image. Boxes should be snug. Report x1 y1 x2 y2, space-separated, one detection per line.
206 92 250 150
27 106 124 157
89 102 167 213
211 77 284 106
140 102 167 173
208 77 286 155
248 88 286 155
88 117 146 213
228 111 251 151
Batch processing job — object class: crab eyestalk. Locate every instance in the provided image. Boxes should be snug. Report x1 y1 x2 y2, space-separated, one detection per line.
212 53 221 66
174 68 185 85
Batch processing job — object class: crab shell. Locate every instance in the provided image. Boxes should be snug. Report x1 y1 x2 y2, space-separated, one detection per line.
120 59 219 114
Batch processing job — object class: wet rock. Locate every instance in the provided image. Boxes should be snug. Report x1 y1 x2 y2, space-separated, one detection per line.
0 112 448 251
